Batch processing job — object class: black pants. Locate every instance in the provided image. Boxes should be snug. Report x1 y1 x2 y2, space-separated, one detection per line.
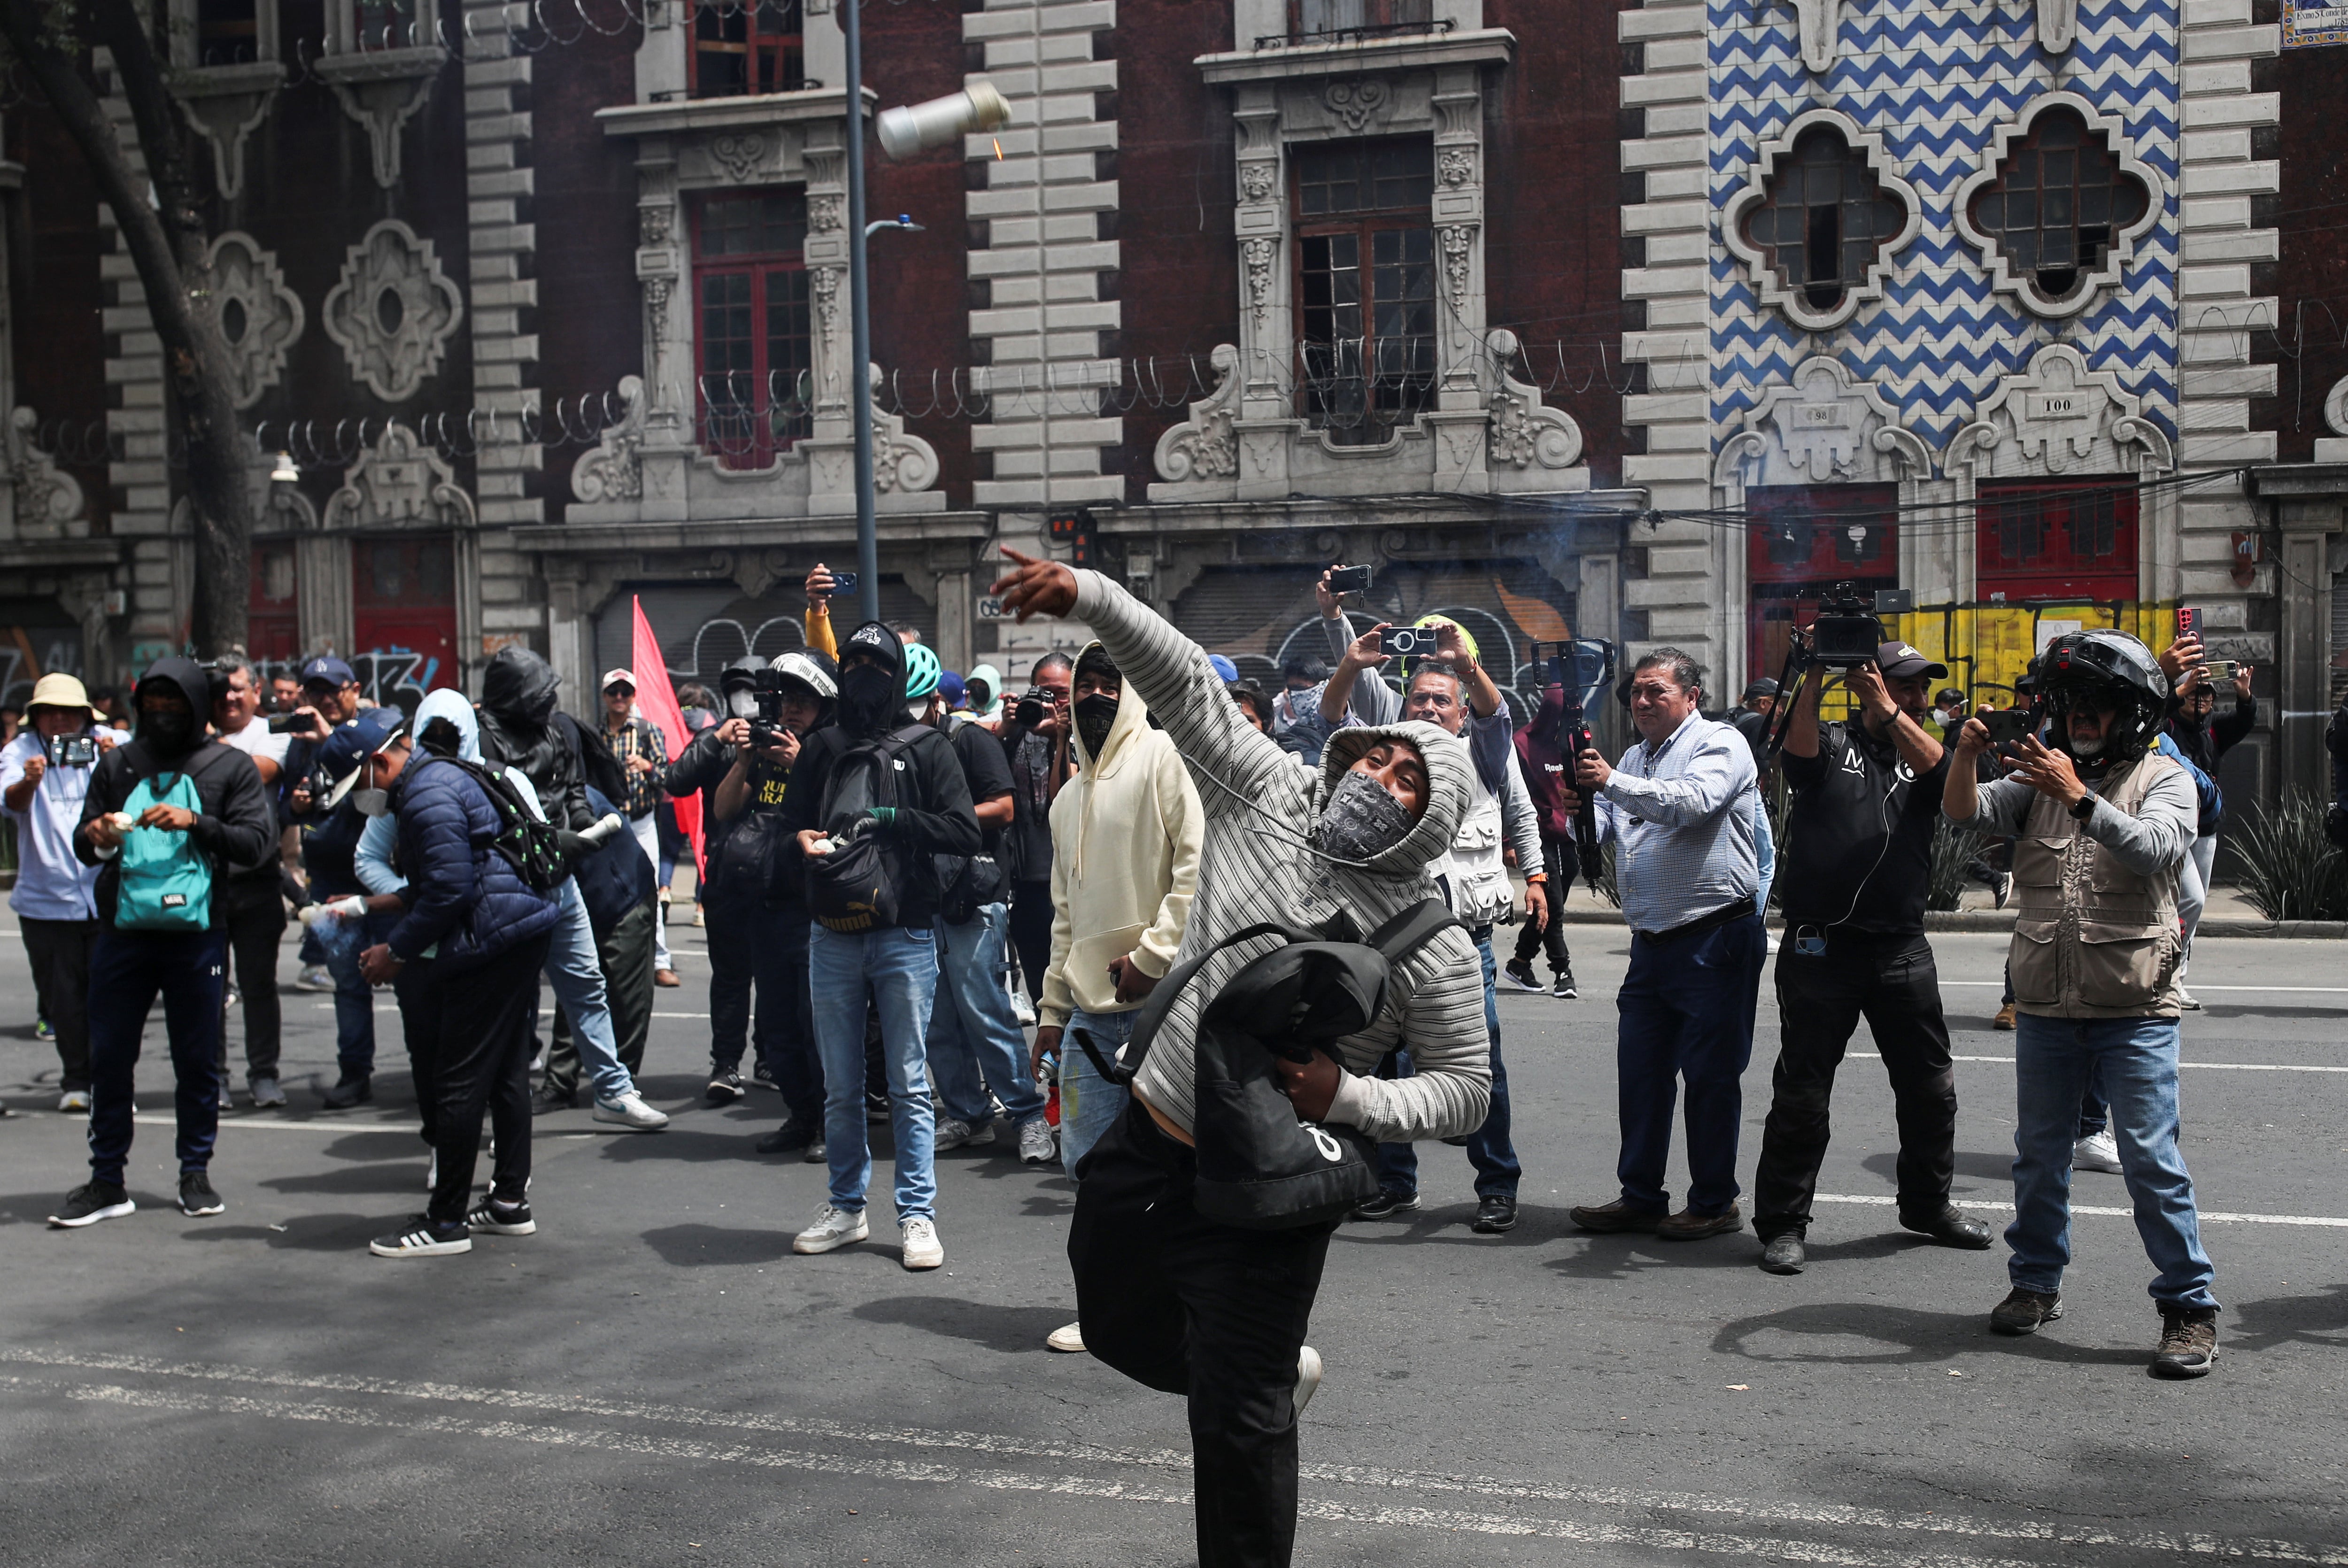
1752 930 1956 1239
1009 879 1053 1005
392 961 440 1148
21 918 96 1091
418 935 552 1224
221 879 286 1081
1511 834 1576 973
705 894 804 1081
547 897 658 1098
1072 1100 1333 1568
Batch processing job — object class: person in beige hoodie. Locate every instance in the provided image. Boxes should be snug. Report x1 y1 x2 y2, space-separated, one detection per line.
1030 643 1204 1194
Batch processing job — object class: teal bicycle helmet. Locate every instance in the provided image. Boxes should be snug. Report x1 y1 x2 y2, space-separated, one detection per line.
903 640 942 703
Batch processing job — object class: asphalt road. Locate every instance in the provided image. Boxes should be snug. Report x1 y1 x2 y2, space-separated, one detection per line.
1 919 2344 1568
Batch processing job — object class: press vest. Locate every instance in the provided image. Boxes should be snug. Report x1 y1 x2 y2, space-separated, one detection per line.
2008 753 2184 1020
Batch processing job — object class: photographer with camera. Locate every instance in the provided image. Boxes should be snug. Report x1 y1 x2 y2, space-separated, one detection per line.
1001 652 1074 1020
1 674 126 1112
1747 640 1993 1275
601 670 680 989
2157 633 2254 1003
1944 630 2217 1378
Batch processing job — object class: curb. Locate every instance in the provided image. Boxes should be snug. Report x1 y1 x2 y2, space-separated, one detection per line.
1544 909 2346 938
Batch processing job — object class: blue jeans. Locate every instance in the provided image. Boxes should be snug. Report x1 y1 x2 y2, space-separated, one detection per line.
926 902 1044 1127
319 906 397 1074
1375 929 1520 1199
2008 1013 2218 1311
542 881 636 1103
1059 1005 1134 1181
809 922 940 1220
1614 913 1766 1214
85 926 228 1185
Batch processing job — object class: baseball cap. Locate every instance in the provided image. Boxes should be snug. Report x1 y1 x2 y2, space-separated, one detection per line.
938 670 965 709
601 668 637 692
1741 678 1781 701
1207 654 1239 683
1875 641 1949 681
318 707 409 809
26 672 100 718
299 655 355 688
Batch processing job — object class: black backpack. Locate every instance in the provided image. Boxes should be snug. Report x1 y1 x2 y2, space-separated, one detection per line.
807 725 933 933
438 757 570 892
1074 899 1466 1230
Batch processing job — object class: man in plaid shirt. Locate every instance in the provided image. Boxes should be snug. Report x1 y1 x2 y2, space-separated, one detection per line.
602 671 680 987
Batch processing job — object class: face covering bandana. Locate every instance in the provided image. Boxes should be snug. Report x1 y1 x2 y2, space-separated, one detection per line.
1074 693 1118 757
837 664 898 734
136 707 196 756
1313 767 1416 864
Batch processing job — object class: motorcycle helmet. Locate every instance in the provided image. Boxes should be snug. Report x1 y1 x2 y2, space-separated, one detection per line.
2038 630 2168 761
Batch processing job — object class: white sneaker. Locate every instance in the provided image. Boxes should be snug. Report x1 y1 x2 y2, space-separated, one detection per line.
1018 1118 1058 1166
793 1204 869 1254
900 1215 944 1270
2177 986 2202 1011
1294 1345 1323 1414
295 965 335 993
1010 988 1037 1027
935 1116 995 1151
1046 1321 1087 1353
593 1092 671 1131
2073 1129 2124 1173
58 1089 90 1113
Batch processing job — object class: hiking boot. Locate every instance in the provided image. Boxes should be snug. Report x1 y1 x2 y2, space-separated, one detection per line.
1990 1286 2063 1336
1350 1190 1420 1221
1656 1203 1743 1241
1992 1003 2016 1031
1502 957 1541 993
1760 1233 1807 1274
1569 1198 1666 1234
1901 1203 1994 1250
322 1073 372 1110
2152 1306 2219 1379
1471 1194 1519 1234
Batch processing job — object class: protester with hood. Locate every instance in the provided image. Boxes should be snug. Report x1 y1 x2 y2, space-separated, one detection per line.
1 672 127 1113
990 549 1489 1568
958 662 1005 731
477 646 595 831
782 622 980 1272
1506 684 1582 1000
48 658 273 1231
666 651 831 1117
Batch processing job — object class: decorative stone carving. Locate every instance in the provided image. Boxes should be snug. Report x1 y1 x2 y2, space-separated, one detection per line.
323 422 479 531
1322 79 1389 132
865 367 941 495
711 132 768 183
2039 0 2078 51
323 220 466 402
812 267 844 409
1952 92 2160 321
6 409 88 539
572 377 648 504
194 231 304 410
170 62 285 201
640 205 674 247
314 45 448 189
1711 356 1932 501
1721 108 1922 333
1153 345 1242 482
1240 162 1275 202
1792 0 1838 74
1438 226 1474 320
1945 343 2174 483
1437 146 1474 188
1243 238 1278 331
809 193 844 232
1484 332 1583 472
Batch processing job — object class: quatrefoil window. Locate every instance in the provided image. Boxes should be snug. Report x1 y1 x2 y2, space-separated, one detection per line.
1722 110 1920 333
1954 93 2161 320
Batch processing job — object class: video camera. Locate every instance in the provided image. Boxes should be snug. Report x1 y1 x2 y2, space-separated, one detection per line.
1804 582 1914 668
748 670 795 750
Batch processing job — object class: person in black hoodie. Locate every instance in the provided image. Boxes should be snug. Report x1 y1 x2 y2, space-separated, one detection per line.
47 658 274 1229
784 623 979 1271
476 646 595 831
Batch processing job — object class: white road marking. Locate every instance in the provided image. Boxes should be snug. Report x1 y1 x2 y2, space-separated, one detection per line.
2 1352 2344 1566
1940 981 2348 994
1951 1055 2348 1074
1813 1193 2348 1228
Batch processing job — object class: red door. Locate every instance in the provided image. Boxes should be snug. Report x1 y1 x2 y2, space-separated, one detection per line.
1976 479 2138 603
250 542 299 665
1746 484 1900 681
352 536 458 715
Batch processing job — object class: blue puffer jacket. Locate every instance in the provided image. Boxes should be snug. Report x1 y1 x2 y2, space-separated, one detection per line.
386 752 561 969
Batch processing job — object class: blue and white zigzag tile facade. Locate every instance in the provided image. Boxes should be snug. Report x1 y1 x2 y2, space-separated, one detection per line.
1708 0 2180 456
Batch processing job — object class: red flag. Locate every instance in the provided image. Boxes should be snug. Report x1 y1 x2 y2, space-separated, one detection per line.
630 595 703 879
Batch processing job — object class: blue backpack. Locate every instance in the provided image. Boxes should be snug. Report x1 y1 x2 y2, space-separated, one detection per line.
114 766 212 931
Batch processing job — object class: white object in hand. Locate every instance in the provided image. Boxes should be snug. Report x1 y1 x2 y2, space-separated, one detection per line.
300 896 367 928
576 812 627 850
108 811 135 831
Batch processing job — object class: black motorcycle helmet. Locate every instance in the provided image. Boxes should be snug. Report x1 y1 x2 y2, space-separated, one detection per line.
2038 630 2168 760
718 654 765 722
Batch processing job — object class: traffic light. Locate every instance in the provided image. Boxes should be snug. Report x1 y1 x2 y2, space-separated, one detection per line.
1048 508 1095 568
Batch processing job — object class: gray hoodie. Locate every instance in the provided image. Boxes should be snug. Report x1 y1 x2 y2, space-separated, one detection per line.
1069 571 1491 1144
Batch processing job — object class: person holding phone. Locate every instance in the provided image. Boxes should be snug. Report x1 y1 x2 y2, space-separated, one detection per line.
2157 626 2254 1006
1 674 127 1111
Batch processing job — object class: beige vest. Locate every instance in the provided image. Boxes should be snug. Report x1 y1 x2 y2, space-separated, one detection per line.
2008 752 2184 1020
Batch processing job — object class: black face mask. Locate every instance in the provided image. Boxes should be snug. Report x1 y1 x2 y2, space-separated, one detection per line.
1074 693 1118 757
136 706 197 757
837 664 898 734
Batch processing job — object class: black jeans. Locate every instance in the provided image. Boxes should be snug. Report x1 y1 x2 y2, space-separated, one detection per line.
20 918 96 1091
1008 879 1054 1006
546 897 658 1098
392 961 440 1147
1512 834 1575 973
1072 1100 1333 1568
419 935 552 1224
221 878 286 1082
705 895 807 1086
1752 930 1956 1238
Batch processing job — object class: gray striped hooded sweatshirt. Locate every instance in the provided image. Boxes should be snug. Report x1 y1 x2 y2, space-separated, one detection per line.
1070 570 1492 1144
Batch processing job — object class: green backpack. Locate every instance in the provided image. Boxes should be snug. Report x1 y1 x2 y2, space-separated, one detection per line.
115 766 212 931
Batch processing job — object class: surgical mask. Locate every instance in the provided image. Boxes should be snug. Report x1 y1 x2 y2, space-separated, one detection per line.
354 787 391 818
1074 693 1118 756
727 687 760 719
837 664 898 734
1313 768 1415 864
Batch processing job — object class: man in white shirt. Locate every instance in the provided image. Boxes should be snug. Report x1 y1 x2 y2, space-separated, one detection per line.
209 658 298 1109
0 674 126 1110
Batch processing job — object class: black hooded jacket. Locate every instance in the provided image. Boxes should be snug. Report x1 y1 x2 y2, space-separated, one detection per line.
476 647 595 830
73 657 276 930
665 655 799 907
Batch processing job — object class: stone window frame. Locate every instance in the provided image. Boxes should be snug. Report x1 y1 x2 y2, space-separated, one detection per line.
1721 108 1922 335
689 186 818 468
1289 134 1440 446
1952 91 2163 322
688 0 811 100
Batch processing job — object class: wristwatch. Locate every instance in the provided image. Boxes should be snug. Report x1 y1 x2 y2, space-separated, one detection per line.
2068 793 2096 822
